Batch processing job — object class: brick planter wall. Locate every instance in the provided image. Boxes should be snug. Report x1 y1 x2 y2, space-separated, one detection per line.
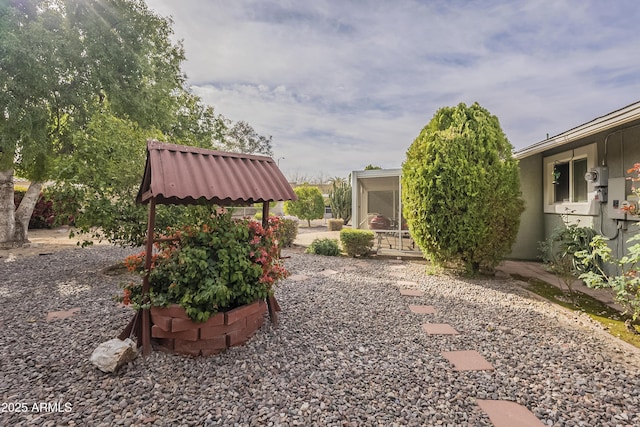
150 300 267 356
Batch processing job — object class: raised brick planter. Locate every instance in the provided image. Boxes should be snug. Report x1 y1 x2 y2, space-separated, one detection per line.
150 300 267 356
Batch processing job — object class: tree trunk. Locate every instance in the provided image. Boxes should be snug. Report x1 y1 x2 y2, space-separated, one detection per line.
0 169 43 247
0 169 16 247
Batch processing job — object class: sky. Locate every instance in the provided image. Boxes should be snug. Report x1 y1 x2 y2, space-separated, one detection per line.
144 0 640 182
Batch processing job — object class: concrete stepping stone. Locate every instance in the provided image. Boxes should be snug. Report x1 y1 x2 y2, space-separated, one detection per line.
409 305 437 314
422 323 459 335
400 289 424 297
319 269 339 277
477 400 545 427
441 350 494 371
287 274 309 281
46 307 81 322
388 265 406 271
390 272 406 278
397 280 419 287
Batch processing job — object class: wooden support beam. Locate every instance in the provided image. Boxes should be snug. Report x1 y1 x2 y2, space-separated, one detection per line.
141 198 156 356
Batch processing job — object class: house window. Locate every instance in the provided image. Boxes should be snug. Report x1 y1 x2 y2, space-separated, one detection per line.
573 158 588 202
553 158 588 203
544 143 597 215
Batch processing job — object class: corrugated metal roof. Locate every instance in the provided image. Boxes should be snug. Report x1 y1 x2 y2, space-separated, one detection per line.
136 140 297 205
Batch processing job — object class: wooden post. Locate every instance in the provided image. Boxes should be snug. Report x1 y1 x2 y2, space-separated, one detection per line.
140 198 156 356
262 201 279 326
262 201 269 229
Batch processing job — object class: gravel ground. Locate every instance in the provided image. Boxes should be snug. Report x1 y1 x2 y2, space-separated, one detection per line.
1 245 640 426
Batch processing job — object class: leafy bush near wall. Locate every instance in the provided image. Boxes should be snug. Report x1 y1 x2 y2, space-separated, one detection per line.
14 186 82 229
305 238 341 256
340 229 374 257
538 213 598 296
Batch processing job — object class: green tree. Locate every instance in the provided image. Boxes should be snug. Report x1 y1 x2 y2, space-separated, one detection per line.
0 0 272 247
364 164 382 170
328 178 352 225
216 118 273 156
0 0 190 246
284 185 325 227
402 102 524 274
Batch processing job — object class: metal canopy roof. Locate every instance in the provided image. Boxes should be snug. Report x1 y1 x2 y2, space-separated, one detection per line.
136 140 297 206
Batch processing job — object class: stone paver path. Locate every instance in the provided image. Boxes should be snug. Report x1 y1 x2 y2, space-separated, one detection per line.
477 400 545 427
400 283 546 425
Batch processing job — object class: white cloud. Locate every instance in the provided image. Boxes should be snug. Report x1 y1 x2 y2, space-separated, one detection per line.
146 0 640 179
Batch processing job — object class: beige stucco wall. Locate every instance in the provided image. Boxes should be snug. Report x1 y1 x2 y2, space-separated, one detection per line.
508 154 545 260
511 119 640 265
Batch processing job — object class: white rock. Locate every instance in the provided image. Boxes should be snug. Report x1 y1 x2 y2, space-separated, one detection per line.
90 338 137 373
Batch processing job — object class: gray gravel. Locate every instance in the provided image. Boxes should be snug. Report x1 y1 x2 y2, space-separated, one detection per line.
1 245 640 426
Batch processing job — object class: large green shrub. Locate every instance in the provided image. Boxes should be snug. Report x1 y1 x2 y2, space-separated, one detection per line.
402 102 524 274
305 238 341 256
284 184 325 227
340 229 374 257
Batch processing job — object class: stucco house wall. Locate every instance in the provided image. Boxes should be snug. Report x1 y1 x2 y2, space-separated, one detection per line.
509 153 544 259
512 101 640 264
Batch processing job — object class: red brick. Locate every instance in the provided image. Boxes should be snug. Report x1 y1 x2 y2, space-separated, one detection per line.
150 304 190 319
151 325 199 341
173 337 227 357
245 312 265 333
150 312 172 332
171 317 201 333
174 312 224 334
202 312 225 327
199 318 246 340
226 328 252 347
225 301 264 325
173 339 202 356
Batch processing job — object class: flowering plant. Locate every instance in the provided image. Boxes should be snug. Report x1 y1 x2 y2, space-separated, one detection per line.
118 211 289 321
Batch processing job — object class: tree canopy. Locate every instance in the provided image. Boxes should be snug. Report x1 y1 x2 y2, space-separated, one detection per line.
0 0 275 246
284 185 325 228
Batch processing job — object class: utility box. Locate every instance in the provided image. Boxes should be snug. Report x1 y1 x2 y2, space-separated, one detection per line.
608 177 630 220
585 166 608 187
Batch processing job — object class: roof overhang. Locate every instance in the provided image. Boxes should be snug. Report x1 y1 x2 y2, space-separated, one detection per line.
136 140 297 206
514 100 640 160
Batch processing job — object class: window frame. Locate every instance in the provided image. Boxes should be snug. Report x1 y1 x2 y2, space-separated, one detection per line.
543 143 598 215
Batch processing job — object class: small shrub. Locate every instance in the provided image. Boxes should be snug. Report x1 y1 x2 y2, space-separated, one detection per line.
305 238 341 256
538 211 598 297
327 219 344 231
276 216 299 248
340 229 374 257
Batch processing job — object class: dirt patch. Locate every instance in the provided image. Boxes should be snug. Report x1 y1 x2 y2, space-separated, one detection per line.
0 227 107 259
